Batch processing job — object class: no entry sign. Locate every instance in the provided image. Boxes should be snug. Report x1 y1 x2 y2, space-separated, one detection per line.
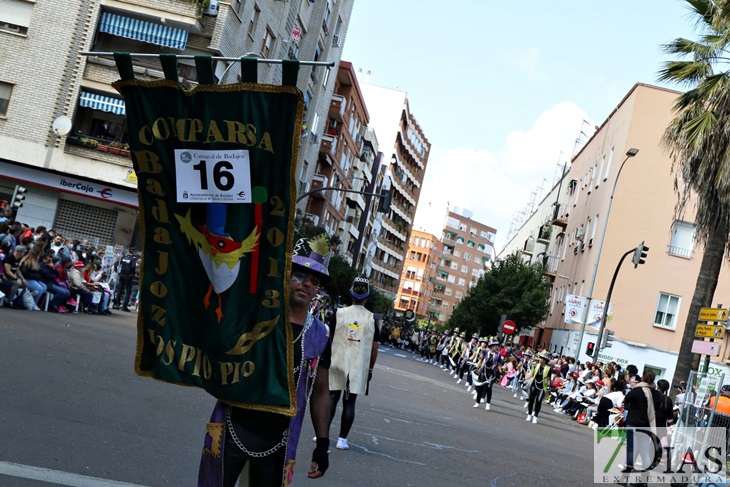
502 320 516 335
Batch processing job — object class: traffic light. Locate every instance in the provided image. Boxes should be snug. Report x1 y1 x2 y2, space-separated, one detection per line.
632 240 649 268
11 185 26 210
377 188 392 213
601 329 615 349
585 341 596 357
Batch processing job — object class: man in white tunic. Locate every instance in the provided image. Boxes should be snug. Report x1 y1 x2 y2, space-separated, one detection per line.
327 277 379 451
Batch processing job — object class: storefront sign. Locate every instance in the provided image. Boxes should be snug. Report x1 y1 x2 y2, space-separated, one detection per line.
691 339 721 356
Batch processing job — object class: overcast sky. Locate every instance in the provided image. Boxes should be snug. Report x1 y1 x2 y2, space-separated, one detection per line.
342 0 696 252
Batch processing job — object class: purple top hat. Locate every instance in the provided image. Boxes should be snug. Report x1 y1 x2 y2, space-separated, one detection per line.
292 234 330 277
350 277 370 300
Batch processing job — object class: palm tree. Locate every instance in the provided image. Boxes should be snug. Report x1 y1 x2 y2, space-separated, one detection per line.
659 0 730 387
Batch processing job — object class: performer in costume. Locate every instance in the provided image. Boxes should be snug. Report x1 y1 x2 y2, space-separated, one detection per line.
198 236 332 487
513 349 533 399
437 332 450 368
473 338 501 410
466 336 484 393
456 335 477 385
525 351 551 424
448 330 464 376
327 277 378 451
428 332 438 364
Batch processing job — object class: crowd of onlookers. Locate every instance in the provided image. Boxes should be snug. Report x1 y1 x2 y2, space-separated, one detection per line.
378 325 686 433
0 219 139 314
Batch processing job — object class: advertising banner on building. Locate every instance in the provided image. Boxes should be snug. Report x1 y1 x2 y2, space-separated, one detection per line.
114 56 304 415
564 294 587 324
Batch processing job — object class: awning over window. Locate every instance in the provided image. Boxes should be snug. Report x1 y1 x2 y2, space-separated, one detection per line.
437 270 449 276
79 91 126 116
99 12 188 50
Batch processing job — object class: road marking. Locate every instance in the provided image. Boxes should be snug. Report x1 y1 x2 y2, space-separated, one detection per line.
0 461 149 487
394 353 407 358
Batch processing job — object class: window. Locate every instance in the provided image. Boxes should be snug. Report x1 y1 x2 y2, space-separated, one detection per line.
461 265 469 273
248 5 260 36
455 292 462 300
0 0 33 35
669 221 694 258
0 81 13 117
654 292 680 329
457 278 466 286
603 147 614 180
322 66 330 87
261 28 274 58
236 0 246 14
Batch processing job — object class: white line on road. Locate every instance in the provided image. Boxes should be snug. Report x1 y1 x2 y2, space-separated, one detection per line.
0 461 149 487
394 353 407 358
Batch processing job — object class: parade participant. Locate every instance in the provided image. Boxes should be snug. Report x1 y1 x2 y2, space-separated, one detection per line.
428 331 439 364
198 236 332 487
473 338 500 410
525 351 551 423
437 331 450 368
448 330 464 376
327 277 378 451
514 349 533 399
456 335 478 385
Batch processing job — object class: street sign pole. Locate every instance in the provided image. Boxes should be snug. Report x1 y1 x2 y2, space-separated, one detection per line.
704 303 722 373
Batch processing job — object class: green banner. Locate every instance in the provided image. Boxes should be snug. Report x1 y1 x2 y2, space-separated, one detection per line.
114 70 303 416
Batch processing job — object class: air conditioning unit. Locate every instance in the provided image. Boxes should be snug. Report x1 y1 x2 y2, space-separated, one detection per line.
205 0 219 16
332 35 341 47
310 133 320 144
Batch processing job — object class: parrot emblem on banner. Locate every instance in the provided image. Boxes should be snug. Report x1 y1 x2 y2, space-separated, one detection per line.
176 204 259 323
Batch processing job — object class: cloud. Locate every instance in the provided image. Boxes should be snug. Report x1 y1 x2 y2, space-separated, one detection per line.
413 102 589 253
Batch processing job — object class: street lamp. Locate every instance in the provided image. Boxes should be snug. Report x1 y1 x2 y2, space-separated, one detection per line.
574 148 639 359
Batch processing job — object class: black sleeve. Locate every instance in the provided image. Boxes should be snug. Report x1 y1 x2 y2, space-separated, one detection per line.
319 337 331 370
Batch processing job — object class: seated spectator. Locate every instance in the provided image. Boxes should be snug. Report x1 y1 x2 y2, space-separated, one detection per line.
39 252 71 313
2 245 29 308
83 262 111 315
54 257 79 312
19 246 48 310
67 260 96 314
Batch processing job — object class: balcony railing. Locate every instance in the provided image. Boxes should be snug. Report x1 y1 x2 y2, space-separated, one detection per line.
543 255 560 277
551 204 568 228
329 94 346 121
668 246 692 258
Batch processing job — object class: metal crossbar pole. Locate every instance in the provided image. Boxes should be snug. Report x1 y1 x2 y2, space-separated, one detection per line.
80 52 335 67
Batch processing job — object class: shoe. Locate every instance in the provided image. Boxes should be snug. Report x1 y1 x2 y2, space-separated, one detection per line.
121 307 131 312
466 386 472 392
102 309 112 315
112 305 120 310
86 308 99 315
57 307 69 313
480 398 485 403
66 299 78 307
523 402 528 408
514 393 518 398
473 403 479 408
456 379 462 384
485 403 490 411
526 414 532 421
313 436 317 442
532 416 538 424
336 438 349 450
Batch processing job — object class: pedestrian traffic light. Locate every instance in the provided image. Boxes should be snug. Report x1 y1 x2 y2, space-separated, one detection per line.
11 185 26 210
632 240 649 268
585 341 596 357
601 329 615 349
377 188 392 213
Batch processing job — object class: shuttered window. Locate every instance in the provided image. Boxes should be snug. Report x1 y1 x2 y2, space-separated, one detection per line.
0 0 33 34
54 199 118 248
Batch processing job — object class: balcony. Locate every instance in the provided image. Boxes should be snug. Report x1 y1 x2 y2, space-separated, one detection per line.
543 255 560 278
551 204 568 229
537 225 552 244
338 218 360 239
320 134 337 164
310 175 328 199
401 288 421 297
329 94 346 121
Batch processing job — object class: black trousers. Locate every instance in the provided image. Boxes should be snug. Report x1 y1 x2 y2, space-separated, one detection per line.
115 273 134 308
527 384 545 416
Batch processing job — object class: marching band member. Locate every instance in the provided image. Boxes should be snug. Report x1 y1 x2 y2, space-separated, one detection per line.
525 351 551 424
472 338 501 411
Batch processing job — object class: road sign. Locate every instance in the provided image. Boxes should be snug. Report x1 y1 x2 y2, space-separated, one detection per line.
692 339 721 356
502 320 516 335
695 324 726 339
698 307 728 322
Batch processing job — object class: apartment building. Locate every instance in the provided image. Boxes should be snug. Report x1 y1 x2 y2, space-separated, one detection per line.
501 83 730 382
435 208 496 325
394 230 442 322
0 0 352 246
358 80 431 300
301 60 379 266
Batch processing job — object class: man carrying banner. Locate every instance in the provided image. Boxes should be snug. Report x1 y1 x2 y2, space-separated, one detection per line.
198 236 333 487
326 277 378 451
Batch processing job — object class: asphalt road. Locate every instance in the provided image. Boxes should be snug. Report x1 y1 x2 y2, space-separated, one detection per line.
0 309 597 486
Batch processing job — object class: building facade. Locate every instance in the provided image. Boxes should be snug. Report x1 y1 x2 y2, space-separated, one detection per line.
0 0 352 247
435 208 496 325
394 229 441 321
501 83 730 383
358 80 431 300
